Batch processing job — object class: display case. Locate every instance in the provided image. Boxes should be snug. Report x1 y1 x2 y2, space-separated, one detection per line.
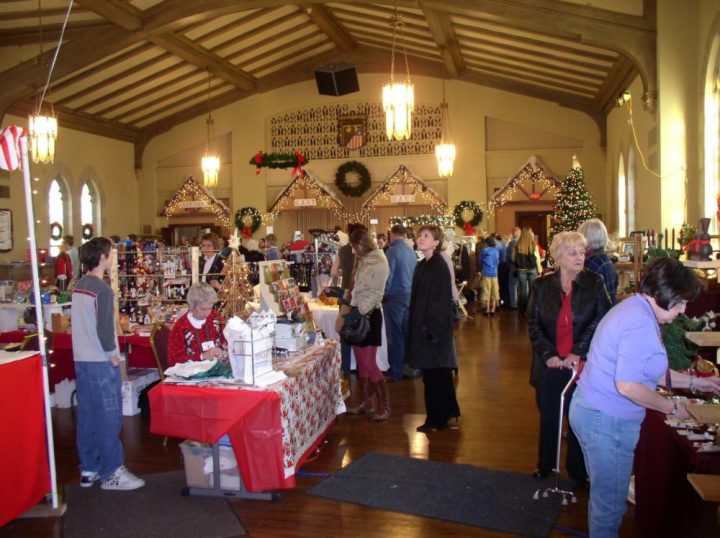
615 234 644 300
111 242 199 325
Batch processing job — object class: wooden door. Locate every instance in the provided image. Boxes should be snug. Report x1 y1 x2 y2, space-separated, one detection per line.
516 211 552 250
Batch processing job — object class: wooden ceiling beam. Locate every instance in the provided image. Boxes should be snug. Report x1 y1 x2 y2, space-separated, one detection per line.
6 98 139 143
301 3 356 53
75 0 143 31
421 5 465 77
0 22 116 47
149 34 257 92
598 56 638 114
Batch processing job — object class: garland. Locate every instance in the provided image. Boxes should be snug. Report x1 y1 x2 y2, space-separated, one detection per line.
50 221 63 241
335 160 371 197
82 223 95 241
250 150 308 176
234 207 262 238
389 215 453 227
453 201 483 236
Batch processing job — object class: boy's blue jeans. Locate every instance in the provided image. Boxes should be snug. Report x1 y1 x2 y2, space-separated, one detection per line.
74 361 125 480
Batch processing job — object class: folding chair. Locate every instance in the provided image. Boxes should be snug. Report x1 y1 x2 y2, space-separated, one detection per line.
456 281 472 320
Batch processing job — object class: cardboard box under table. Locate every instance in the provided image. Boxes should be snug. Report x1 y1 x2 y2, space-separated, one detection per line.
122 368 160 416
149 341 342 499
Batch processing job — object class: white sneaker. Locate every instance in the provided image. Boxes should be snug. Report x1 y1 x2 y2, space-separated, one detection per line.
100 465 145 491
80 471 99 488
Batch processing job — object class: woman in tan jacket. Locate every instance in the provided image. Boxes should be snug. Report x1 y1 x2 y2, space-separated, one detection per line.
340 229 390 421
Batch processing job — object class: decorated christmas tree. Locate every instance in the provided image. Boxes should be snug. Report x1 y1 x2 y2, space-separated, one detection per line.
216 231 255 320
550 159 597 243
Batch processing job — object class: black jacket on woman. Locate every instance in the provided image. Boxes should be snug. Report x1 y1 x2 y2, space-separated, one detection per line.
407 252 456 370
527 269 611 387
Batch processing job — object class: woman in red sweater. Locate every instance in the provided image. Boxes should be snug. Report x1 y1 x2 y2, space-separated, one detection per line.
167 282 225 366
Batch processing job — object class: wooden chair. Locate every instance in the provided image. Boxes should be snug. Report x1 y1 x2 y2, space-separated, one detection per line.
456 281 472 319
149 323 171 381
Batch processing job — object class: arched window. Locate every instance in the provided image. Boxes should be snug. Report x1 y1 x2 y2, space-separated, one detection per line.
704 33 720 234
627 147 637 233
80 181 100 242
48 177 69 256
617 154 627 238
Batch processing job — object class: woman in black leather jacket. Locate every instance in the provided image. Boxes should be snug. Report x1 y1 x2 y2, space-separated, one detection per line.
527 231 611 486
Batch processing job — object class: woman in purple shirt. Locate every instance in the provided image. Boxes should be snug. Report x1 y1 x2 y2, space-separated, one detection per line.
569 257 720 537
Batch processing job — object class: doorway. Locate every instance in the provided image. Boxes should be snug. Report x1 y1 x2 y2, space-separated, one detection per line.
516 211 552 250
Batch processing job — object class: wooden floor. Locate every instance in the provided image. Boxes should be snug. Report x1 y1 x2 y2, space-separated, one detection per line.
1 306 643 538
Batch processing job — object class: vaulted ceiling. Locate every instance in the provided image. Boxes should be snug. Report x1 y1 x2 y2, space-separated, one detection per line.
0 0 656 166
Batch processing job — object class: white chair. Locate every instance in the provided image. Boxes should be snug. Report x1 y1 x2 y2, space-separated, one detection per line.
456 281 472 319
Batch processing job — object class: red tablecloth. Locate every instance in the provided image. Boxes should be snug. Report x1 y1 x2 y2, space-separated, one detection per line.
119 334 156 369
634 409 720 537
149 341 342 492
0 353 50 526
0 329 30 344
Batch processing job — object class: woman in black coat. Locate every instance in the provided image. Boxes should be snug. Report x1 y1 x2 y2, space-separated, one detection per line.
407 225 460 433
527 231 611 486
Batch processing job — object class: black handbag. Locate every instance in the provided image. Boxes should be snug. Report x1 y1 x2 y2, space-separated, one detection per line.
339 308 374 344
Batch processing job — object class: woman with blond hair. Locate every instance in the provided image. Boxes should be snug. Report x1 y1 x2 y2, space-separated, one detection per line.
527 231 611 486
512 228 541 311
341 229 390 421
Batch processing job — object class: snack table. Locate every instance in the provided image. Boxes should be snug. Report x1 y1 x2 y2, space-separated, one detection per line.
149 341 343 494
634 409 720 537
0 352 50 526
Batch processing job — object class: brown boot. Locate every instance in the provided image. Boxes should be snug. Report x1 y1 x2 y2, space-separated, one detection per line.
372 380 390 421
347 377 375 415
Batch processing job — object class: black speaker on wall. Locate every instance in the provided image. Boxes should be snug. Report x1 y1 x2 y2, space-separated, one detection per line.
314 63 359 96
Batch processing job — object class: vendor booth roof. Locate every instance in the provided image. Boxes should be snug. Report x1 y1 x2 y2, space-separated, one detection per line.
267 170 345 214
161 175 232 228
489 155 562 208
361 165 446 211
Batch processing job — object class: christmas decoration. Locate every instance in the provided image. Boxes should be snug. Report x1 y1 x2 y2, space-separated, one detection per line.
662 314 703 370
50 221 63 241
234 207 261 238
362 165 446 216
250 150 308 176
162 176 232 229
488 158 561 214
81 223 94 241
267 170 345 221
335 160 371 197
216 231 255 320
549 164 597 244
389 215 453 227
453 200 483 236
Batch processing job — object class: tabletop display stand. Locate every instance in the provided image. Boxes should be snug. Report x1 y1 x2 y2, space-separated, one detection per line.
615 234 644 300
228 318 275 385
183 441 280 502
310 231 340 298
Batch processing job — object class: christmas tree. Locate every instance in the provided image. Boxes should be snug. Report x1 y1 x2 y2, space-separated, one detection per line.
550 160 597 243
216 231 255 320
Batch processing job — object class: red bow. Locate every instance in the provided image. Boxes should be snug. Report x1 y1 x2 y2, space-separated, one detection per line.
254 151 263 175
684 238 710 252
292 151 305 177
463 222 476 236
241 226 253 239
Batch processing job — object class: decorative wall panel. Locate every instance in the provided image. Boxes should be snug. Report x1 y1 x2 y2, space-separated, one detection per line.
270 103 441 159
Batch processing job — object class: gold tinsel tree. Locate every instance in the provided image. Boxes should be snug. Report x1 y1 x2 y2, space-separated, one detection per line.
216 231 255 320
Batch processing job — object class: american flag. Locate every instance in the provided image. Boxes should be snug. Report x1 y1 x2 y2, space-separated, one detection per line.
345 130 365 151
0 125 24 171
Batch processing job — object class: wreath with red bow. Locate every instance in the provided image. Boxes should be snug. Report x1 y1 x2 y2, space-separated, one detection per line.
234 207 262 239
453 200 483 236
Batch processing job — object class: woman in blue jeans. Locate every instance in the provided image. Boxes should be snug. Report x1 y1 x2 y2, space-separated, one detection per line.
569 257 720 537
512 228 539 310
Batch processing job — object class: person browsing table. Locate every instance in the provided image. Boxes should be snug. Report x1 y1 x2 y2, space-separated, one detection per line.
569 257 720 537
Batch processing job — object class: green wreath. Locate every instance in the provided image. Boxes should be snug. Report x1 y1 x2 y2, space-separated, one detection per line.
82 223 95 241
335 161 371 197
234 207 262 236
50 221 63 241
453 200 483 228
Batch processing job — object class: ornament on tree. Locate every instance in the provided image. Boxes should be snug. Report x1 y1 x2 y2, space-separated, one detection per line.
549 158 597 245
216 230 255 320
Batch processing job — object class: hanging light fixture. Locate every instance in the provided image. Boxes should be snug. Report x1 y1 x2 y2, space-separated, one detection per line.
382 5 414 141
28 0 58 165
435 80 456 177
201 71 220 189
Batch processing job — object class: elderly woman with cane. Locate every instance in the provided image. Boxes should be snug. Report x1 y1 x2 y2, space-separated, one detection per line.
527 231 611 487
